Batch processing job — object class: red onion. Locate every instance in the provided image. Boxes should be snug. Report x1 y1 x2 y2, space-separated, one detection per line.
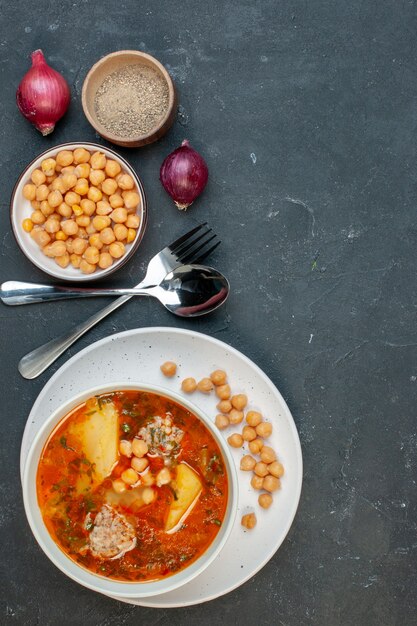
16 49 70 136
160 139 208 210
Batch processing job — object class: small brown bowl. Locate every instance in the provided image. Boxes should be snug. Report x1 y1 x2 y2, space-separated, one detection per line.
82 50 177 148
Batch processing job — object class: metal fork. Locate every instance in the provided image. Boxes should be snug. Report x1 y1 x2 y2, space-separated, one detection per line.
18 223 220 380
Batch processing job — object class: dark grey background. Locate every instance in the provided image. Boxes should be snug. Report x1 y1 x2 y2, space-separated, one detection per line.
1 1 416 624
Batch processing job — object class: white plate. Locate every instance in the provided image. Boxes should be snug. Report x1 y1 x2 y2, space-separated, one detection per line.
20 327 303 607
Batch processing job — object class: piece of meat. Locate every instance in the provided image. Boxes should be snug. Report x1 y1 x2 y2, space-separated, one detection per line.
138 414 183 460
87 504 136 560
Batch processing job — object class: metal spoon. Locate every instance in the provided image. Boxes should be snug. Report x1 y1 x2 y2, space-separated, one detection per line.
0 265 229 317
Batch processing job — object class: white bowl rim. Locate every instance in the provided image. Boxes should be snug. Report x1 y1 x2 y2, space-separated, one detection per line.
10 142 148 282
22 381 238 598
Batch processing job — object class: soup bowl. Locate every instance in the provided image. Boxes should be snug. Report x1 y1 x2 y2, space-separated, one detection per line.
23 382 238 598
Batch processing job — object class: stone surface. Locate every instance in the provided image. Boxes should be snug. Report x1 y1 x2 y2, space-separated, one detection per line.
0 1 416 624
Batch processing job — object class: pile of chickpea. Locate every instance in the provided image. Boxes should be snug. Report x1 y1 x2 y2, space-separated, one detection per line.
21 148 141 274
160 361 285 531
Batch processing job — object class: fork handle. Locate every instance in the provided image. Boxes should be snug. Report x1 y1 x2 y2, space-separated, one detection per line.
18 294 133 379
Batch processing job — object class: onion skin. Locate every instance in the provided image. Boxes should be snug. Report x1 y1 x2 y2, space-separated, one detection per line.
16 49 70 136
160 139 208 210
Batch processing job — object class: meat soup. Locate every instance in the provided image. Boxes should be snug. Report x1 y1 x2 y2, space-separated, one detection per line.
37 390 228 582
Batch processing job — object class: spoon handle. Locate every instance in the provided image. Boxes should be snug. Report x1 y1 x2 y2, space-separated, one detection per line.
18 294 134 379
0 281 152 305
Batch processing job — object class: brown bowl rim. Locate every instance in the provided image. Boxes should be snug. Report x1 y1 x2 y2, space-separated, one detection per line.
9 141 148 282
81 50 176 145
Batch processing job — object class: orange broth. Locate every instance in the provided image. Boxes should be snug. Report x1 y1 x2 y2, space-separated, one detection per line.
37 390 228 582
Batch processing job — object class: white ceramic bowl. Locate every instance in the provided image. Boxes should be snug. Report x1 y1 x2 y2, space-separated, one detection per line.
23 382 238 599
11 142 147 282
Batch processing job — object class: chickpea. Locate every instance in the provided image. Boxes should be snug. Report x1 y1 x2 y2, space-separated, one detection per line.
55 231 68 241
76 215 90 228
110 207 128 223
23 183 36 201
268 461 284 478
61 220 78 236
70 253 82 268
227 433 244 448
88 186 102 202
44 218 60 234
43 241 67 258
83 246 100 265
71 238 88 255
251 474 264 490
56 150 74 167
80 259 96 274
45 174 57 184
56 202 70 218
31 210 46 225
89 234 103 250
41 158 56 176
240 455 256 471
102 178 118 195
210 370 227 386
117 174 135 190
90 151 106 169
262 475 281 492
156 467 171 487
242 426 257 442
141 470 155 487
215 414 230 430
74 178 89 196
89 169 106 186
160 361 177 377
125 213 140 228
109 241 125 258
142 487 155 505
127 228 136 243
61 165 75 175
80 198 96 216
36 184 50 201
109 193 124 209
65 239 74 254
131 438 148 457
246 411 263 427
74 163 90 179
22 218 34 232
73 148 90 164
47 190 63 208
55 253 70 268
50 177 67 193
231 394 248 411
99 227 115 245
260 446 276 464
181 377 197 393
77 227 88 239
98 252 113 269
86 223 98 236
256 422 273 439
112 479 126 494
131 456 149 473
241 513 257 530
65 191 81 206
197 377 214 393
215 384 231 400
121 468 139 485
61 173 78 191
92 215 111 231
258 493 273 509
96 200 112 216
123 191 140 209
31 228 51 247
31 169 46 186
114 223 128 241
31 200 41 211
249 438 264 455
229 409 244 425
254 462 269 477
40 201 54 217
105 159 121 178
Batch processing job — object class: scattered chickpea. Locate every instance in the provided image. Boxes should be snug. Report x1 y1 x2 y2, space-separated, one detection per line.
254 462 269 477
210 369 227 385
268 461 284 478
258 493 273 509
246 410 263 427
215 384 231 400
231 394 248 411
112 479 127 494
197 377 214 393
255 421 273 438
119 440 132 457
248 438 264 455
142 487 155 505
121 468 139 485
181 377 197 393
131 438 148 458
215 414 230 430
240 455 256 471
229 409 244 425
217 399 232 413
156 467 171 487
262 475 281 493
131 456 149 473
22 218 33 232
242 425 257 441
160 361 177 377
251 474 264 490
260 446 277 464
227 433 244 448
241 513 257 530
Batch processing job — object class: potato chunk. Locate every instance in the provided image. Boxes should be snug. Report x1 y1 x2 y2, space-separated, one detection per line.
165 463 202 533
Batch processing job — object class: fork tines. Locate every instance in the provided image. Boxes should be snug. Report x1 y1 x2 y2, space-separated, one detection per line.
169 223 221 265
